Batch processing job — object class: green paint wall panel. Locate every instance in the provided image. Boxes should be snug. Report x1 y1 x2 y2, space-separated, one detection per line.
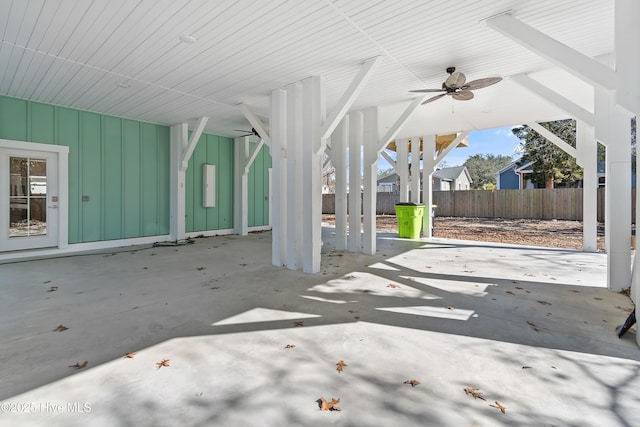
141 123 159 236
30 103 55 144
248 143 270 227
80 112 102 242
57 107 81 243
103 116 123 240
123 120 141 238
218 137 234 228
0 97 27 141
205 134 220 230
157 128 170 235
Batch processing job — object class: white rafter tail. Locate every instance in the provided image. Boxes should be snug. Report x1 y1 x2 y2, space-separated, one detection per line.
486 13 616 91
511 74 595 126
376 96 428 156
321 56 382 141
434 131 469 166
526 122 577 158
180 116 208 171
239 103 271 146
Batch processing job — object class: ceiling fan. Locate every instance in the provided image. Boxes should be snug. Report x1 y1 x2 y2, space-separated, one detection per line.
234 127 261 138
410 67 502 105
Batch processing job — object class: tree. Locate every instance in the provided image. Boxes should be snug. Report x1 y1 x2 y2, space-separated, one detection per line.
512 119 583 188
464 154 513 189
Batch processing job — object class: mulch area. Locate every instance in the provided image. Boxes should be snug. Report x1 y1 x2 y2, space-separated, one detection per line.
322 215 607 252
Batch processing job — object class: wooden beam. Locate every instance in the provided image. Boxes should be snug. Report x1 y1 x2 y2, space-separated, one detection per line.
434 131 469 166
511 74 595 126
487 13 616 91
321 56 381 140
180 116 208 171
376 96 428 156
239 103 271 147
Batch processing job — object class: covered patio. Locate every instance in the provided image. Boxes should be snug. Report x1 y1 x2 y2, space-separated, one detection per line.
1 228 638 425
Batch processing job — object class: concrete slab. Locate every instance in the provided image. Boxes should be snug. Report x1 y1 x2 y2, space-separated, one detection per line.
0 229 637 426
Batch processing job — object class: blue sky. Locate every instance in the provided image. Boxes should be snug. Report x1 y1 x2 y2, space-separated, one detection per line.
378 125 524 171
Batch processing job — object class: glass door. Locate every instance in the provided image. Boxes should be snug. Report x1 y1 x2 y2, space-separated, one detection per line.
1 149 59 251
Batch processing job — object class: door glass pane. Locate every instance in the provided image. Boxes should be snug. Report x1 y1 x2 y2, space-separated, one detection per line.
8 157 47 237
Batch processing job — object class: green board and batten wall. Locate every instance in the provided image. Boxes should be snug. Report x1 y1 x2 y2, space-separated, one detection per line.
0 95 270 244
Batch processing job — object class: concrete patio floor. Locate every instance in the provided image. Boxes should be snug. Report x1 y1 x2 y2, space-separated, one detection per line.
0 228 638 426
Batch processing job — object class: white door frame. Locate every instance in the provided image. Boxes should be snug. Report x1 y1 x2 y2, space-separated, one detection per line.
0 139 68 252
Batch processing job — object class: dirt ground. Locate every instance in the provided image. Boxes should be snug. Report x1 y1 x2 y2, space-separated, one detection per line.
322 215 607 252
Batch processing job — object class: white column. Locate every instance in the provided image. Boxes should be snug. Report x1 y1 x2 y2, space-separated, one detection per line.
348 111 363 252
301 76 325 274
170 123 188 241
576 121 598 252
286 83 303 270
422 135 436 237
362 107 378 255
270 88 287 266
233 136 250 237
410 136 420 203
333 116 349 250
397 138 409 202
596 88 632 292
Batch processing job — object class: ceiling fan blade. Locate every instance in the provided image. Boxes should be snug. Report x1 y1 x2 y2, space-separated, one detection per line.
444 71 466 89
461 76 502 90
421 93 447 104
410 88 446 93
452 90 474 101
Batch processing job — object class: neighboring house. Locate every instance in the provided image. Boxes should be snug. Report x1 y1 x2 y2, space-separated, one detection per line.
432 166 472 191
496 161 534 189
376 166 472 192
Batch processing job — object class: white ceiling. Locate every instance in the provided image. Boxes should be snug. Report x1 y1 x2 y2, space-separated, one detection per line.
0 0 613 139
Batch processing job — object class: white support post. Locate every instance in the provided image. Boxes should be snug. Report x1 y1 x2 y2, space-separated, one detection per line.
576 121 598 252
397 138 409 202
511 75 595 126
239 103 271 148
233 136 250 237
348 111 363 252
321 56 381 141
334 116 349 251
170 123 188 242
180 117 208 171
486 14 616 91
422 135 436 237
301 76 325 274
596 88 632 292
286 82 303 270
526 122 577 158
410 137 420 203
362 107 378 255
615 0 640 114
270 88 287 266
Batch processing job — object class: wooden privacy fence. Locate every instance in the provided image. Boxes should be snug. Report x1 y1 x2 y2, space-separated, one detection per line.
322 188 633 222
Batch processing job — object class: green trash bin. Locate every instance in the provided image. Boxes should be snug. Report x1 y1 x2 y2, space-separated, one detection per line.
395 203 425 239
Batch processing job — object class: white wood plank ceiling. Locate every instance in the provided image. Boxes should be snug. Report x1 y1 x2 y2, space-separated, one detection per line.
0 0 613 138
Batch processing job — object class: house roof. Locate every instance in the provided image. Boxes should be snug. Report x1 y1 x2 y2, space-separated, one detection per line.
433 166 472 182
0 1 611 138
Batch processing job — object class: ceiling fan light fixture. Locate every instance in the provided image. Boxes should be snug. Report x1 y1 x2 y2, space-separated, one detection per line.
445 71 466 88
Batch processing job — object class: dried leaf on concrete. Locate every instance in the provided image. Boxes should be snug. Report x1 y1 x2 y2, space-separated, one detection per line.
69 361 88 369
294 321 304 327
336 360 347 373
490 401 507 414
54 324 69 332
318 397 341 411
387 283 400 288
522 365 533 369
124 353 136 359
284 344 296 349
447 306 455 310
156 359 170 369
537 300 552 306
404 379 420 387
464 387 486 401
47 286 59 292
